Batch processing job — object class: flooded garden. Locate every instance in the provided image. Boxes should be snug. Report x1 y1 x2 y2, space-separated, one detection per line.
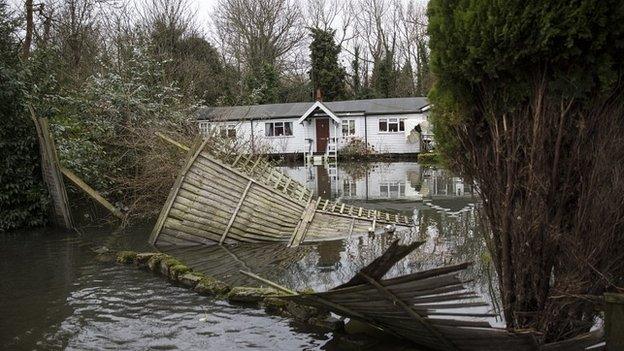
1 162 491 350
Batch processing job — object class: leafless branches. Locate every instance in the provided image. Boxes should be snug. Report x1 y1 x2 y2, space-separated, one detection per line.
212 0 305 72
447 72 624 341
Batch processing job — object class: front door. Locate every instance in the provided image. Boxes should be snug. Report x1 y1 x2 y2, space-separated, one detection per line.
315 118 330 153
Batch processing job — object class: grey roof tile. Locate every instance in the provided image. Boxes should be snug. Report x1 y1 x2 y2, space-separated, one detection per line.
197 97 429 121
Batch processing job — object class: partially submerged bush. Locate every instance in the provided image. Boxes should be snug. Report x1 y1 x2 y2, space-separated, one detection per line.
417 152 441 165
339 137 375 159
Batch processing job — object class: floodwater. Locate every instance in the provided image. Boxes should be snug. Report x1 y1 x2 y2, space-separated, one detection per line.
1 162 493 351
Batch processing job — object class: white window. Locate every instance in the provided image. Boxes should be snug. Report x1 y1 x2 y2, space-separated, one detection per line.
265 121 293 137
199 122 209 135
379 181 406 198
379 118 405 133
343 179 357 196
219 124 237 138
341 119 356 136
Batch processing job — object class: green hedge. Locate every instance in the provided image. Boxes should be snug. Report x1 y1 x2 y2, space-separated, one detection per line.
0 4 49 232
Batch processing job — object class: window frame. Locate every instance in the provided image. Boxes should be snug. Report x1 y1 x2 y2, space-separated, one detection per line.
379 181 406 198
341 119 356 137
219 123 237 139
379 118 406 133
265 121 294 137
199 122 209 135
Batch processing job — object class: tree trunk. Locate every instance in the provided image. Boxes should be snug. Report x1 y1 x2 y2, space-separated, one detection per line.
21 0 33 60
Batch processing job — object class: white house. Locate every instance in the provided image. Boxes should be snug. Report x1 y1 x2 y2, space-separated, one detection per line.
197 97 432 156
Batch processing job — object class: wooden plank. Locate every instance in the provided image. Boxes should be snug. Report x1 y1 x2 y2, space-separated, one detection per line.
60 167 124 220
372 211 378 232
289 196 316 247
155 131 190 151
231 153 244 167
240 270 297 295
248 157 263 175
29 111 73 229
220 180 253 244
150 138 208 245
358 272 460 351
196 152 304 209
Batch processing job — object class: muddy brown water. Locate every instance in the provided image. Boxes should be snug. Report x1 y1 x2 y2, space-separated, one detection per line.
1 163 497 350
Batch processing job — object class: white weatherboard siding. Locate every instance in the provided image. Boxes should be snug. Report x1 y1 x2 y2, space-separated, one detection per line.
365 113 426 154
199 112 429 155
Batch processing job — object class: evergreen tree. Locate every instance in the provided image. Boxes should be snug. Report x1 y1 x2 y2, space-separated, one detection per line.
371 48 398 98
245 63 281 104
309 27 346 101
415 39 430 96
429 0 624 340
351 45 362 99
396 61 415 97
0 1 49 231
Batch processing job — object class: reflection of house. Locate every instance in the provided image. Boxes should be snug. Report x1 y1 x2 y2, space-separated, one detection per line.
281 163 476 208
197 97 431 156
281 162 424 200
420 169 474 198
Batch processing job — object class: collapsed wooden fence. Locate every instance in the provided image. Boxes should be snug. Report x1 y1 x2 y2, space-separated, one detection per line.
150 134 413 247
243 240 606 351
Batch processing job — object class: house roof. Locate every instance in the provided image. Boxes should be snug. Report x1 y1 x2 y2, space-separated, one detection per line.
297 101 341 124
197 97 429 122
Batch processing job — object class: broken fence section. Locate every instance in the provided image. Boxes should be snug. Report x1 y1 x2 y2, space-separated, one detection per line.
243 240 605 351
150 134 413 247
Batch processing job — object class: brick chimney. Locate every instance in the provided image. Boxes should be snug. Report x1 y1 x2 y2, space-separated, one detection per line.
315 88 323 102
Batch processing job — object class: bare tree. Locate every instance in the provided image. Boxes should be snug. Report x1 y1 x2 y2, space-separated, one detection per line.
212 0 305 73
304 0 352 45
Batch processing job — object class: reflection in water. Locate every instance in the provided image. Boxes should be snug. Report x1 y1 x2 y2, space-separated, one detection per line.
1 162 496 351
161 164 500 326
280 162 475 202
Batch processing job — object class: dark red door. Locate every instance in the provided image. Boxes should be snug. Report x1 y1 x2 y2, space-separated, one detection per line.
315 118 330 153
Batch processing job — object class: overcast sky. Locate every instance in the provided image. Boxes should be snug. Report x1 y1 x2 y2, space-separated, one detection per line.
191 0 218 31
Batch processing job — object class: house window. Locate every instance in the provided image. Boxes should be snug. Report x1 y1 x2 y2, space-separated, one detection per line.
341 119 356 136
265 121 293 137
343 179 357 196
199 122 209 135
219 124 237 138
379 181 406 198
379 118 405 133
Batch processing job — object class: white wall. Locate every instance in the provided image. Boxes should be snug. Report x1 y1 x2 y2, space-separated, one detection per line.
199 111 428 155
364 113 426 154
201 118 308 154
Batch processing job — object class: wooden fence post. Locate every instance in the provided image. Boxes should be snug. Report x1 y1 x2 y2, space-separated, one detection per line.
29 108 73 229
605 293 624 350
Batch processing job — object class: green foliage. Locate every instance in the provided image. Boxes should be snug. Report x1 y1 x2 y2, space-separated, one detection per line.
417 152 442 165
396 62 415 97
371 49 398 98
0 2 49 231
245 63 281 104
46 47 192 195
350 46 364 99
427 0 624 337
428 0 624 159
309 28 347 101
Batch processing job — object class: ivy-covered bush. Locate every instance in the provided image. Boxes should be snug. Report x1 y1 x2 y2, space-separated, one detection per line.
0 3 49 231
